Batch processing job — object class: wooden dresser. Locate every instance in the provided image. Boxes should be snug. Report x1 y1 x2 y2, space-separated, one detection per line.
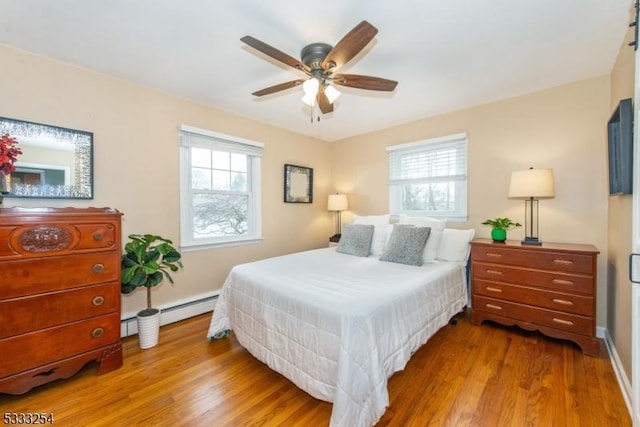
470 238 600 355
0 207 123 395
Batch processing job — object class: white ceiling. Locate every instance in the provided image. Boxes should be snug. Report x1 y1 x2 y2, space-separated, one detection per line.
0 0 633 142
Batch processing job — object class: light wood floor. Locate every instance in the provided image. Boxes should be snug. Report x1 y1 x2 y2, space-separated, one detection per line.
0 310 630 426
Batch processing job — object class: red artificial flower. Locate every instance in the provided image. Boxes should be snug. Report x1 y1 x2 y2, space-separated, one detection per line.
0 133 22 175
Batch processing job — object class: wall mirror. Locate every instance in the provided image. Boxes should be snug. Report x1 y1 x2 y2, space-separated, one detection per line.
0 117 93 199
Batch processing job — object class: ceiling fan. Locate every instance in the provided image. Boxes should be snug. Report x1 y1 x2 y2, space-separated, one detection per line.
241 20 398 115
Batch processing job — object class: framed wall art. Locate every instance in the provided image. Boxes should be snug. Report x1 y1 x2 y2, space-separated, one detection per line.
284 164 313 203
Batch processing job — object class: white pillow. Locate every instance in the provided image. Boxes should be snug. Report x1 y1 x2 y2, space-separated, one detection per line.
369 224 393 256
352 214 389 226
399 216 446 263
436 228 476 263
352 214 391 256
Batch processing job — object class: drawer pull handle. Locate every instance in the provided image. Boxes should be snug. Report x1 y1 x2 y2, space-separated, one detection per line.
486 269 503 275
552 278 574 286
93 231 104 241
92 295 105 306
92 263 105 273
92 328 105 338
485 286 503 293
552 298 574 306
552 318 574 326
486 303 503 310
553 259 575 265
34 368 58 378
485 252 502 258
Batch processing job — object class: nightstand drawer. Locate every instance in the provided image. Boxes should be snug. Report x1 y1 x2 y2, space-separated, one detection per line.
471 246 594 275
474 279 593 316
472 261 593 294
473 295 593 335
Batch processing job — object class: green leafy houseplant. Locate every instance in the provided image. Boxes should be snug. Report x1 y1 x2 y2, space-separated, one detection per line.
121 234 184 316
482 217 521 242
481 217 522 231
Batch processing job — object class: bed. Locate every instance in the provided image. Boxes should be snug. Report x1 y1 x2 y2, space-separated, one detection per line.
208 217 475 427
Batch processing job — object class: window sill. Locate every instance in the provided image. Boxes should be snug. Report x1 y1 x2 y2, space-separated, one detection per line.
180 236 264 252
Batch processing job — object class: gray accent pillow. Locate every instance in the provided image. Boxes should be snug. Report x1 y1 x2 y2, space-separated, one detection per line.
336 224 375 257
380 224 431 266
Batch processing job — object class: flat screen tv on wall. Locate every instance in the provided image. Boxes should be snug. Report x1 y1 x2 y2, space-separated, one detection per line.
607 98 633 195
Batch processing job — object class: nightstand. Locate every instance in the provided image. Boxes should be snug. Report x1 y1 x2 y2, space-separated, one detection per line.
470 238 600 355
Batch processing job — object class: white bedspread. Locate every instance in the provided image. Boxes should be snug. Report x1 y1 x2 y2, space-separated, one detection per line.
208 248 467 427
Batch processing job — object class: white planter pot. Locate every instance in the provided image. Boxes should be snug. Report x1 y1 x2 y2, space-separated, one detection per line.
137 309 161 349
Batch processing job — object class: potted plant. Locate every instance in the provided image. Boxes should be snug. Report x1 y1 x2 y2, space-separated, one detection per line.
121 234 183 349
481 217 521 242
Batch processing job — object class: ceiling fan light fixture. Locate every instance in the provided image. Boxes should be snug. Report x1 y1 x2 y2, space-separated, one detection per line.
324 84 341 104
302 77 320 97
241 21 398 117
301 92 316 106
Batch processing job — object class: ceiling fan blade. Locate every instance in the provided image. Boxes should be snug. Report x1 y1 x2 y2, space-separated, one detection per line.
333 74 398 91
317 90 333 114
252 80 305 97
321 21 378 71
241 35 310 73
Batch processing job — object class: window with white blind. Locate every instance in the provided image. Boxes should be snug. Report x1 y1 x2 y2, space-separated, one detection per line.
387 133 468 221
179 125 263 250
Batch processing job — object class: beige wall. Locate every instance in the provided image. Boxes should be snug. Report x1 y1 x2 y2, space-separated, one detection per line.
0 38 626 346
0 44 334 316
608 20 636 385
331 77 612 326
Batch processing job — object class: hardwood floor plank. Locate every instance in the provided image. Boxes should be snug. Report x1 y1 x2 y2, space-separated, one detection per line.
0 310 630 426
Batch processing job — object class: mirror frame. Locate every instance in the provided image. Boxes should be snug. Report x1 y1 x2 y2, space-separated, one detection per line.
0 117 94 199
284 163 313 203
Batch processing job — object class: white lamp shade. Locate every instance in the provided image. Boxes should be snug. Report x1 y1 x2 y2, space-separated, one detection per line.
508 168 555 199
328 194 348 211
302 78 319 97
301 92 316 106
324 84 341 104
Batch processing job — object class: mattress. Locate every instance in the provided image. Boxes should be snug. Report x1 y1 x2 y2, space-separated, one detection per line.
208 248 467 427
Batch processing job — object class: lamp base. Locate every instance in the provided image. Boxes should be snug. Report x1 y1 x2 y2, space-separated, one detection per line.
521 237 542 246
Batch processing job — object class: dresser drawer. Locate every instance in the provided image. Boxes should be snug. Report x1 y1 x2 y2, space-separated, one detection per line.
0 252 120 299
472 261 593 295
0 282 119 338
0 312 120 378
471 245 594 275
473 279 593 316
473 295 594 335
1 221 118 259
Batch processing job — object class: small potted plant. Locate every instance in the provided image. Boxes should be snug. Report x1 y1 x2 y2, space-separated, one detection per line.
482 217 521 242
121 234 183 349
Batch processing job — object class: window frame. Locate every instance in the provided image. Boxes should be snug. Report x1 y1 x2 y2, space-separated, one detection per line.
179 125 263 251
387 133 468 221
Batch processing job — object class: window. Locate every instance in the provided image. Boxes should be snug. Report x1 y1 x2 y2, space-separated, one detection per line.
180 126 263 250
387 133 468 221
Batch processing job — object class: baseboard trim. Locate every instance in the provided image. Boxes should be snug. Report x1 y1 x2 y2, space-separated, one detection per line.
121 291 219 337
602 327 632 417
